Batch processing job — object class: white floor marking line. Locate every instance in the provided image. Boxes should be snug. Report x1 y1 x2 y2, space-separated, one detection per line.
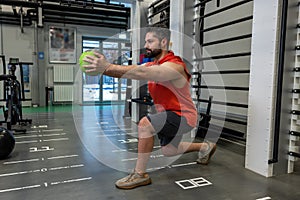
112 149 128 152
257 197 271 200
126 132 138 134
38 125 48 128
47 155 79 160
97 133 128 137
39 133 67 137
3 158 40 165
150 155 164 159
44 133 67 137
147 166 166 171
96 131 138 136
118 138 138 144
3 155 78 165
175 177 212 190
50 177 92 186
109 125 127 128
151 162 197 170
14 135 39 139
14 133 67 139
0 164 84 177
121 157 137 161
16 140 39 144
103 128 133 132
42 129 64 132
146 162 197 171
31 126 43 129
16 137 69 144
89 130 104 133
171 162 197 168
49 164 84 171
0 185 41 193
0 177 92 193
31 125 48 129
42 138 69 142
0 170 40 177
122 154 164 162
79 126 100 130
112 146 160 152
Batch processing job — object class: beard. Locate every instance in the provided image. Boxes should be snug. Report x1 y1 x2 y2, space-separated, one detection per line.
144 48 162 58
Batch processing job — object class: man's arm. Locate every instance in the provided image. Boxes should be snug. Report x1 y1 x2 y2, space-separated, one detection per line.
103 62 184 81
83 52 185 81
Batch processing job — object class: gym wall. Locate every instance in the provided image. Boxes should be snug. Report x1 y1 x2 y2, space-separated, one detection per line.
196 0 253 140
0 25 35 106
0 21 124 106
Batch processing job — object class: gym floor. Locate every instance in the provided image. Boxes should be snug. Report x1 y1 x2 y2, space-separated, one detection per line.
0 105 299 200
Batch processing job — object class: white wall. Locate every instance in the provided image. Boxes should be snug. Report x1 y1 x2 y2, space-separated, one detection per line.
0 21 124 106
0 25 35 106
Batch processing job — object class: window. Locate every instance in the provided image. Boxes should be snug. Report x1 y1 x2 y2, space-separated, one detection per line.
82 36 131 103
94 0 131 7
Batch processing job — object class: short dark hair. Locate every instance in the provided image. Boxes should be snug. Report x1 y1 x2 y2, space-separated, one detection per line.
146 24 171 43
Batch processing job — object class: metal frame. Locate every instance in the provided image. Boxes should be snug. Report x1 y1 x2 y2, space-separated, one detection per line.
0 0 130 29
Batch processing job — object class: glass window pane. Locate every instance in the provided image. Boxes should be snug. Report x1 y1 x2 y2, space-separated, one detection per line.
103 49 119 63
121 43 131 50
82 48 92 52
82 40 100 102
103 42 118 49
82 37 131 103
83 75 100 102
120 78 127 100
83 40 99 49
121 51 130 65
102 49 118 101
94 0 131 7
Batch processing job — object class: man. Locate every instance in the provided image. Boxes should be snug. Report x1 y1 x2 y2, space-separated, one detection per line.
82 24 216 189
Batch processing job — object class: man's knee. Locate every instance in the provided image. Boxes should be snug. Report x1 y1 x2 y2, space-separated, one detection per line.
161 145 177 157
138 117 154 138
138 117 154 132
138 117 151 128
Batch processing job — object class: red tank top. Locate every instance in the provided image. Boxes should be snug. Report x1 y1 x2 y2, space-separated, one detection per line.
146 51 197 127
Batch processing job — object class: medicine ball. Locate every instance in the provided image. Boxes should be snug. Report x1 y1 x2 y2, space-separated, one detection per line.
0 127 15 159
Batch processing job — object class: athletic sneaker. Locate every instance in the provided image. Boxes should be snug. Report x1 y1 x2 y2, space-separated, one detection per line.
115 170 152 189
197 141 216 165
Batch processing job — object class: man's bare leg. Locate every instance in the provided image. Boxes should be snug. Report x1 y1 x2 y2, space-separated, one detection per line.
135 117 155 174
161 141 209 157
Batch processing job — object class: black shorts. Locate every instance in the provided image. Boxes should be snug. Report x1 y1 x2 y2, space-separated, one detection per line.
146 111 193 147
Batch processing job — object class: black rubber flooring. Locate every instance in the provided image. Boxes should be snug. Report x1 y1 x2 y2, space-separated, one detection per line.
0 105 299 200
